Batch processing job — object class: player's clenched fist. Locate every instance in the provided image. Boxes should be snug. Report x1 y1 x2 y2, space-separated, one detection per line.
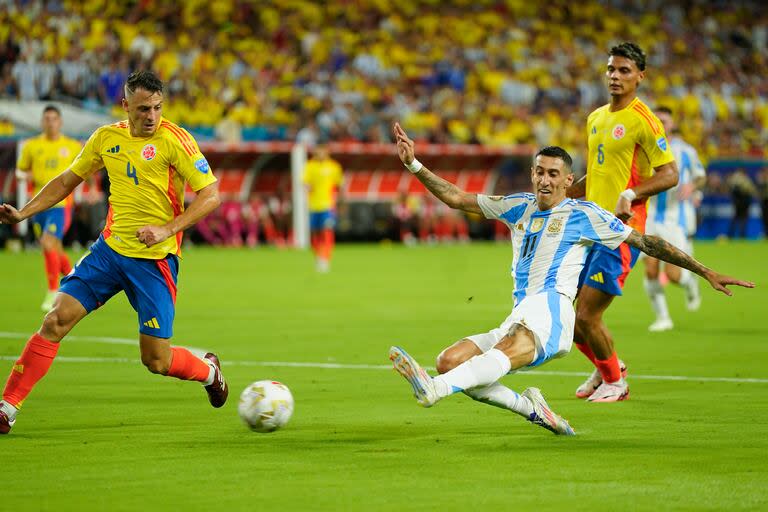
0 204 23 224
136 225 171 247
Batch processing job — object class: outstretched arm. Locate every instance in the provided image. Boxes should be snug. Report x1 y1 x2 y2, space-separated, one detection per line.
136 182 221 248
393 122 481 214
625 230 754 296
0 169 83 224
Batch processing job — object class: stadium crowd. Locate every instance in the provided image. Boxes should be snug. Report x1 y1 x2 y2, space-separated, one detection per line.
0 0 766 164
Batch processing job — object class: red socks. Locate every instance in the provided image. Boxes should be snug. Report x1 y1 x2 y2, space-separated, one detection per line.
58 251 72 275
42 250 72 290
167 347 210 382
594 352 623 384
574 341 598 365
3 333 60 408
320 228 334 260
43 249 59 290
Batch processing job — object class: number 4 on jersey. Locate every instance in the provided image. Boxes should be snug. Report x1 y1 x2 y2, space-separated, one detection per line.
126 162 138 185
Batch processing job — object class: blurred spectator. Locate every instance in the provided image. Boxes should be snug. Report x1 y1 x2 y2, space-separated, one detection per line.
757 168 768 238
392 190 419 245
214 106 242 143
727 169 757 239
0 0 764 164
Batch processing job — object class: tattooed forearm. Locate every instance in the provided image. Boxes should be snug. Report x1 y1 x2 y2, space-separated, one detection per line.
414 166 479 213
629 232 710 277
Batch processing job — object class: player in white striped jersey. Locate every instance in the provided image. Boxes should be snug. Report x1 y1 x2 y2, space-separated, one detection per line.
643 107 707 331
387 123 752 435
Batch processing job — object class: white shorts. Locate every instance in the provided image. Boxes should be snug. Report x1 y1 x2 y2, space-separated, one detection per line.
466 292 575 369
645 221 692 255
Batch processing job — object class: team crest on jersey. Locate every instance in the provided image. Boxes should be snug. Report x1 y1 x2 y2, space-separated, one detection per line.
530 218 545 233
547 218 563 234
59 147 70 157
141 144 157 161
609 218 625 232
194 157 210 174
656 136 668 151
612 124 626 140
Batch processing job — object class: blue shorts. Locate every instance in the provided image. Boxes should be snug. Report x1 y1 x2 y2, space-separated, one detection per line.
33 207 69 240
60 236 179 338
309 210 335 231
578 242 641 297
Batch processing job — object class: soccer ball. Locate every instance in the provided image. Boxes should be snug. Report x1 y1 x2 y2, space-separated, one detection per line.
238 380 294 433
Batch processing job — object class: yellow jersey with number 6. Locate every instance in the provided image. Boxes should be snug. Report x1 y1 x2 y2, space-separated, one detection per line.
69 118 216 259
586 97 675 232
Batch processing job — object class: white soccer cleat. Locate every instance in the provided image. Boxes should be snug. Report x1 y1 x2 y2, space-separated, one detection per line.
522 387 575 436
686 280 701 311
575 368 602 399
41 290 57 313
389 346 439 407
575 359 627 399
648 317 674 332
587 378 629 402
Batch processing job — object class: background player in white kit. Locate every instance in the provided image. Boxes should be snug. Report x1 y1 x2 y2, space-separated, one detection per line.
643 106 707 331
388 123 753 435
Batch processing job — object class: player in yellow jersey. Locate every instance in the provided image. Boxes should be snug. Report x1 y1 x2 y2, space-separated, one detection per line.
0 71 228 434
16 105 82 312
303 144 343 272
567 43 679 402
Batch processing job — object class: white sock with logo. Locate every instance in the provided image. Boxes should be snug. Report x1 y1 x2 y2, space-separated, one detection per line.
432 349 512 398
0 400 18 421
463 382 534 418
644 278 670 320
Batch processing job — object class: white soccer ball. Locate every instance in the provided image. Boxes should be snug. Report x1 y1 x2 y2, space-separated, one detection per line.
238 380 294 433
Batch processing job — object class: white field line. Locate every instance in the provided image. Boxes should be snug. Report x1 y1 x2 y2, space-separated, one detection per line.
1 332 767 384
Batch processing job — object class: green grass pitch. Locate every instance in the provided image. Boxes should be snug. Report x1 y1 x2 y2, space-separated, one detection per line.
1 241 767 511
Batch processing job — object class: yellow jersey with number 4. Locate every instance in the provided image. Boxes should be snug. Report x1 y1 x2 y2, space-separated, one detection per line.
586 97 675 232
17 135 82 208
69 118 216 259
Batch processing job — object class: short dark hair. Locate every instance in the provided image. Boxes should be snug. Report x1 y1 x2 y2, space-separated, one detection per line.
655 105 673 116
609 42 646 71
42 104 61 116
124 70 164 96
535 146 573 172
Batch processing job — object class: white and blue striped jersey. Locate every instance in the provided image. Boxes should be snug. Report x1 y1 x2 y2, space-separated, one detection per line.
478 194 632 304
647 137 705 236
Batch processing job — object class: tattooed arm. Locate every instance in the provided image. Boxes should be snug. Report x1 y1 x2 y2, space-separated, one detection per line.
393 123 481 214
625 230 755 296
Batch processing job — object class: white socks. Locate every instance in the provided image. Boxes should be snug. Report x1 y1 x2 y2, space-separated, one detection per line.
644 278 670 320
202 361 215 386
0 400 18 421
433 348 511 399
463 382 534 418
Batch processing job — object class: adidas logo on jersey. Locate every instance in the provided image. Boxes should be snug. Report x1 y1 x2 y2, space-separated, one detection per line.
107 145 120 154
143 317 160 329
589 272 604 284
